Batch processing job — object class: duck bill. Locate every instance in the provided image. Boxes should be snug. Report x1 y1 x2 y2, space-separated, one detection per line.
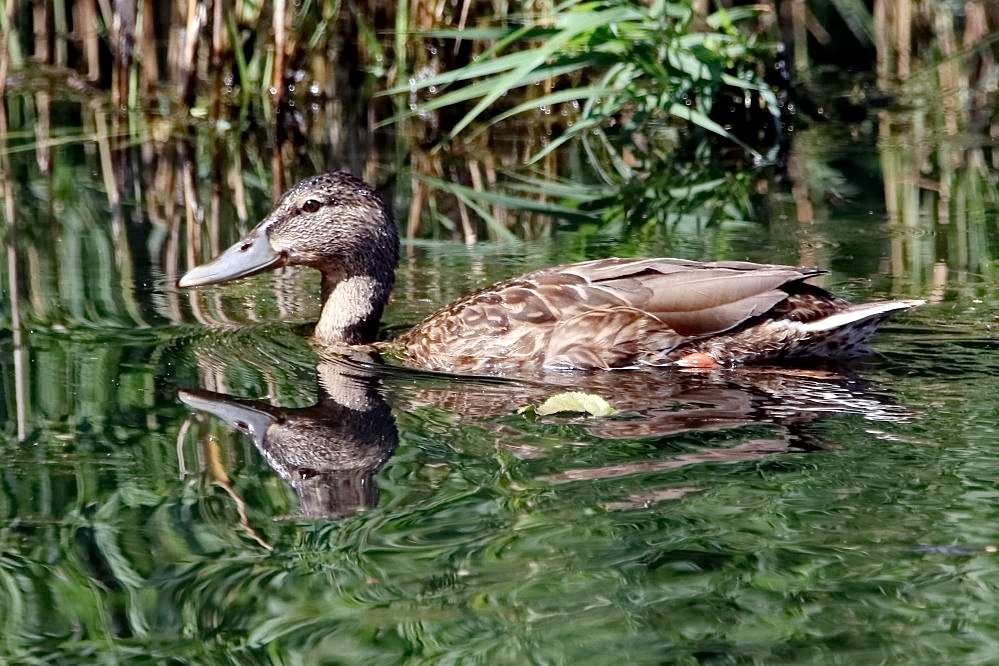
178 389 276 446
177 230 283 288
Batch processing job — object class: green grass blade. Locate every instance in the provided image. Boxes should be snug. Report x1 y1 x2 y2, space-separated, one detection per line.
668 102 764 162
444 6 640 138
378 59 595 127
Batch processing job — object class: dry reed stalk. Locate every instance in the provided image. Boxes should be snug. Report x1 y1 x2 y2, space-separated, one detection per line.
272 143 286 196
182 143 202 270
408 173 426 238
227 153 249 224
32 0 49 62
0 0 15 97
963 1 995 120
963 1 989 51
211 0 226 118
273 0 287 107
167 3 180 88
137 0 159 96
0 86 27 441
111 0 136 110
209 165 221 256
211 0 225 65
34 90 51 173
456 196 475 244
53 0 68 65
76 0 102 82
934 6 961 137
466 159 485 242
791 0 808 74
874 0 888 81
534 147 557 239
93 108 120 210
179 0 203 107
895 0 911 79
162 152 186 323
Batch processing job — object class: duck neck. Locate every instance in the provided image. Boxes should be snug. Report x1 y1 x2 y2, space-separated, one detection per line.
314 271 393 346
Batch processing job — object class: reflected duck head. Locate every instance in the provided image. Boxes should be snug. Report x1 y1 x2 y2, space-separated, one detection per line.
179 171 399 344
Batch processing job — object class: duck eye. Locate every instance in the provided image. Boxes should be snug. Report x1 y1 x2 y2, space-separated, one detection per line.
301 199 322 213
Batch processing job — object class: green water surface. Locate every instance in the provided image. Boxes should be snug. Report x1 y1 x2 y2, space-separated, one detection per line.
3 104 999 665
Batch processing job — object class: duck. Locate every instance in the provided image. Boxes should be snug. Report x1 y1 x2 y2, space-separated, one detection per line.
178 171 923 375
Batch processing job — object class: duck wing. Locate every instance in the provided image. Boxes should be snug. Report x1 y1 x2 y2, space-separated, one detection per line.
550 258 828 336
399 257 828 373
536 258 831 368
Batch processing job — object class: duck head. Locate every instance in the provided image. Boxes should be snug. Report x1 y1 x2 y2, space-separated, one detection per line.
179 171 400 345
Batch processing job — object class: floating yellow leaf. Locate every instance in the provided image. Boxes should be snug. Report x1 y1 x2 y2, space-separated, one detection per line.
531 391 617 417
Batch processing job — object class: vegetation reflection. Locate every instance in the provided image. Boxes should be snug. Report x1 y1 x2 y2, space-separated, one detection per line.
2 0 999 663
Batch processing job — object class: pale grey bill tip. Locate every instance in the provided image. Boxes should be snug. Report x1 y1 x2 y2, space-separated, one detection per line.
177 233 281 288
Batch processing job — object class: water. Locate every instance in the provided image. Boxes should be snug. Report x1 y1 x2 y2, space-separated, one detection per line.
4 105 999 663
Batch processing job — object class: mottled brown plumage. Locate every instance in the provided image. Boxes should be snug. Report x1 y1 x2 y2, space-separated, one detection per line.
178 171 923 376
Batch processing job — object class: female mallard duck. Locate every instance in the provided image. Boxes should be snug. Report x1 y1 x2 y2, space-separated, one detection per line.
178 171 922 375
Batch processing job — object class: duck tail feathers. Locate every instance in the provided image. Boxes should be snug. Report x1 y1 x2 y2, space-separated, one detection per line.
800 299 924 333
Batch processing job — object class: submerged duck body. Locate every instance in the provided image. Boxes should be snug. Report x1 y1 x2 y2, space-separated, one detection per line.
178 171 922 375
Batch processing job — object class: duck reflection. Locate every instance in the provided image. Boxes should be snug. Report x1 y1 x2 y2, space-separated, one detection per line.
180 352 911 519
394 364 911 440
179 352 397 519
